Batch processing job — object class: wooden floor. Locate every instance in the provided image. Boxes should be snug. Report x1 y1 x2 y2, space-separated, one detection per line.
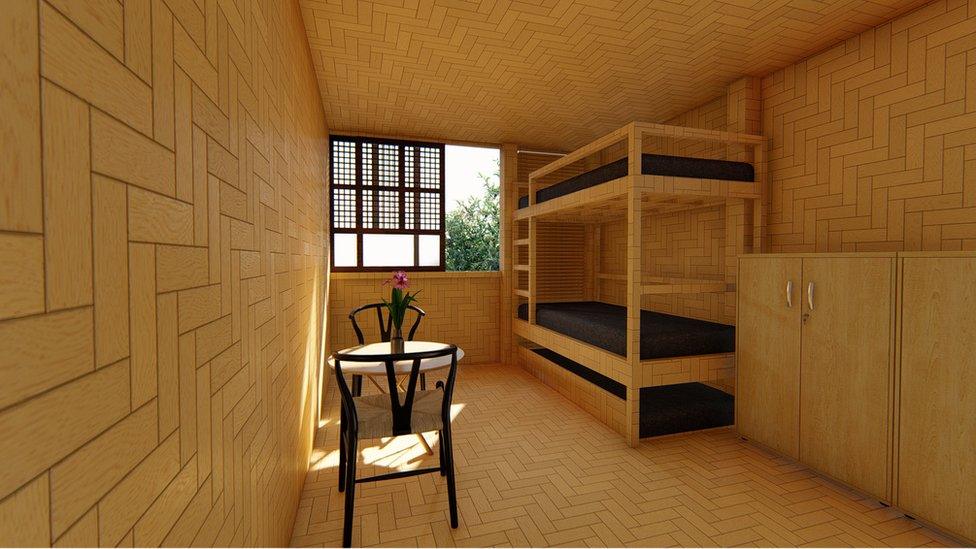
290 364 956 547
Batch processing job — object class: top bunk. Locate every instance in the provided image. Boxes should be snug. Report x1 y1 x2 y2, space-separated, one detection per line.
516 122 766 223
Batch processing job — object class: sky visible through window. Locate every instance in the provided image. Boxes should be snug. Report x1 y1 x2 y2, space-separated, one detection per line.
445 145 500 213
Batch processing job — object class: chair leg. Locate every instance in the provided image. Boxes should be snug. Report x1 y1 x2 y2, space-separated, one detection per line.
342 434 358 548
338 410 346 492
442 426 459 528
438 430 446 476
352 374 363 397
421 373 426 391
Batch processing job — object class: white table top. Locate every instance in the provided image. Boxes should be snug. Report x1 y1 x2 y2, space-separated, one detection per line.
327 341 464 375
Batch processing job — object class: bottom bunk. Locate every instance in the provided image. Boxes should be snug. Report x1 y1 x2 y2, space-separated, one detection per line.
517 345 734 440
640 383 733 438
516 301 734 359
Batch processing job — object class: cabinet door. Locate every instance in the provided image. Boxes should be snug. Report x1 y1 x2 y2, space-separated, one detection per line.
899 257 976 543
799 257 893 500
736 257 802 458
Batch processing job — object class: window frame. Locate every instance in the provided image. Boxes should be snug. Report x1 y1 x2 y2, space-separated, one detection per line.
329 135 446 272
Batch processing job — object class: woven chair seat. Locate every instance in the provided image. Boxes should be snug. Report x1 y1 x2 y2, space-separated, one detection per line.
354 389 445 439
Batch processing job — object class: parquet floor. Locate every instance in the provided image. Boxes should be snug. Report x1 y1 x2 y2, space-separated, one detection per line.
290 364 957 547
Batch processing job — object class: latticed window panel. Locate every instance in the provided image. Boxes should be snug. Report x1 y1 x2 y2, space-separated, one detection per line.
404 191 415 230
361 144 373 185
332 140 356 186
378 144 399 187
419 147 441 189
420 192 440 230
329 136 445 270
332 188 357 229
404 146 416 187
378 191 400 229
362 194 374 229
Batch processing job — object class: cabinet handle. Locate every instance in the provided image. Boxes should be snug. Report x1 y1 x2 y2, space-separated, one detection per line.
807 282 815 310
786 280 793 308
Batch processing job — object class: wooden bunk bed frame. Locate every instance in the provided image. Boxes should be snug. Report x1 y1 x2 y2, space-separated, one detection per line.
511 121 766 446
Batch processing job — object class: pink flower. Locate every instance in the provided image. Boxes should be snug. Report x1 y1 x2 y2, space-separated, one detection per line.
383 270 410 290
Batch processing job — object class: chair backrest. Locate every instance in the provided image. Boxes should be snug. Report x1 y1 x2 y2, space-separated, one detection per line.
334 344 459 437
348 302 426 344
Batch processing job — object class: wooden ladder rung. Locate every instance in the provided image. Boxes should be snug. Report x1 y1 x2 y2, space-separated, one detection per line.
515 289 530 298
514 238 529 246
514 264 529 271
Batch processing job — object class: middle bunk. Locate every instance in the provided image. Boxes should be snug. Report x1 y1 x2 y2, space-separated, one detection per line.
511 121 766 446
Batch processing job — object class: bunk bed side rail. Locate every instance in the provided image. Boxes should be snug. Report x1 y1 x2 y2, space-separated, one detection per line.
528 124 631 183
632 122 765 145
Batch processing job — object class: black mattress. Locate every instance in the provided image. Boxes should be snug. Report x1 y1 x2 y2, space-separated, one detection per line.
518 153 755 208
639 383 734 438
517 301 734 360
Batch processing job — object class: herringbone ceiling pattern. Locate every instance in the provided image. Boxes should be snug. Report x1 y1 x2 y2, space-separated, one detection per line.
300 0 929 150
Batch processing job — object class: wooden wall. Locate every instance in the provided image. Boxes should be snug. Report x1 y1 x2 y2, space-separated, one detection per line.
328 273 501 365
0 0 329 546
765 0 976 252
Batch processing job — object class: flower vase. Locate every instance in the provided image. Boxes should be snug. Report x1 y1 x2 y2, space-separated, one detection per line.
390 327 405 354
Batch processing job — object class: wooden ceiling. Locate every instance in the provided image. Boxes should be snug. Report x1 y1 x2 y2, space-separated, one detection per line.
300 0 929 151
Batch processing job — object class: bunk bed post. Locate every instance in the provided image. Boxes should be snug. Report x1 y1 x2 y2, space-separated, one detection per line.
583 226 596 301
753 139 767 253
625 154 643 446
528 218 537 325
500 143 518 365
627 122 642 176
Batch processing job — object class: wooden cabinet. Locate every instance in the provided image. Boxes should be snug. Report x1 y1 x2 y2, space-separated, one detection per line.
799 257 894 501
898 255 976 543
736 256 801 459
737 254 895 501
738 252 976 543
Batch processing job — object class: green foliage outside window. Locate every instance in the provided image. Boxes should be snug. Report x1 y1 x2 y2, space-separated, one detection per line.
445 162 500 271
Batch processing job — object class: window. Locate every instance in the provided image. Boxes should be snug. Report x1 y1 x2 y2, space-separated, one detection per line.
444 145 500 271
330 136 445 271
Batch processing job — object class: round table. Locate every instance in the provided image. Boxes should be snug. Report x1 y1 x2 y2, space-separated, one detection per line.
328 341 463 455
327 340 464 375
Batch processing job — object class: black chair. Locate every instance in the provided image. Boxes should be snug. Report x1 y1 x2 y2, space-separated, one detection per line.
348 302 426 344
348 303 427 394
333 345 460 547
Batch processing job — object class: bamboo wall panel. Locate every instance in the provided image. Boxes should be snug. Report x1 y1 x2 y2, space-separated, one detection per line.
764 0 976 252
0 0 329 546
299 0 929 151
328 273 501 365
536 223 588 303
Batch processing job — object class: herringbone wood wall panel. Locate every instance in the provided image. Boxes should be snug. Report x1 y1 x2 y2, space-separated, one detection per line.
328 273 501 365
0 0 329 546
764 0 976 252
298 0 930 151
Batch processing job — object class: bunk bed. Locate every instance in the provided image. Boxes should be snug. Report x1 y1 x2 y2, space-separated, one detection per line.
510 121 766 446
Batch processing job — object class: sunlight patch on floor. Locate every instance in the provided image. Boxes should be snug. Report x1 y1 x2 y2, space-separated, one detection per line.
310 403 465 472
